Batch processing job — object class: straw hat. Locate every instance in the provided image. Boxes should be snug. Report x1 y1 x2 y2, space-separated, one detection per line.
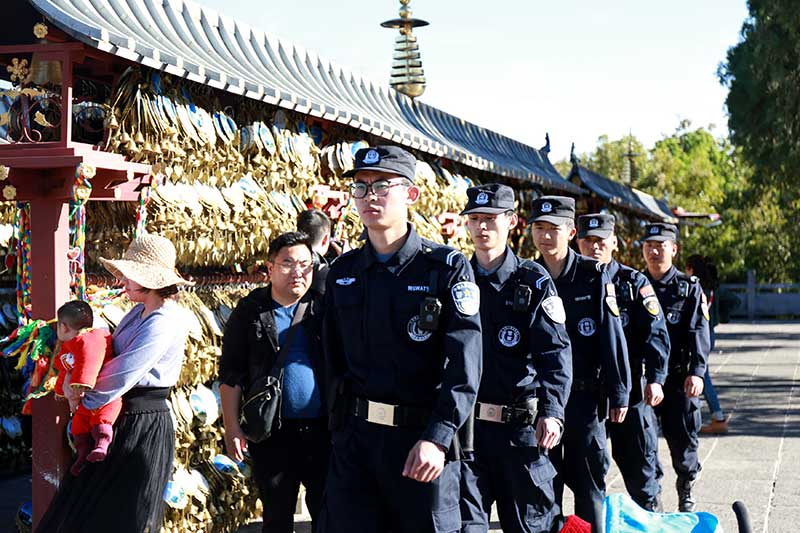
99 233 194 289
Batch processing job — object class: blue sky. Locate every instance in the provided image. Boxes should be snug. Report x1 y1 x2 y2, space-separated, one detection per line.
198 0 749 163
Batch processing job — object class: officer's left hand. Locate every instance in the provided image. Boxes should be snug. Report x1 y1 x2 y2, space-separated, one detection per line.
609 407 628 423
644 383 665 407
535 417 562 449
684 375 704 397
403 440 446 483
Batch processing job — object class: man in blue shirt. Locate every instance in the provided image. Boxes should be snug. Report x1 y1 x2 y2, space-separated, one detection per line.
220 232 328 533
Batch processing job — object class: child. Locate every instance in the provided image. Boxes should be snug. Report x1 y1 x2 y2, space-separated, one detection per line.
53 301 119 476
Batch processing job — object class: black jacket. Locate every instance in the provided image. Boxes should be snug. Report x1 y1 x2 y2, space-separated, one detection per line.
219 285 326 406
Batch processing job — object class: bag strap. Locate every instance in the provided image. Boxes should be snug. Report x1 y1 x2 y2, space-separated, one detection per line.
265 300 309 379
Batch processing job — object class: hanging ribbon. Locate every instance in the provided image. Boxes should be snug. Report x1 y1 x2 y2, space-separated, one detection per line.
69 162 95 301
0 318 58 413
13 202 32 326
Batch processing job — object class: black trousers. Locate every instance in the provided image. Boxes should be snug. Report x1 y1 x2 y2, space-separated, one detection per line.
249 417 331 533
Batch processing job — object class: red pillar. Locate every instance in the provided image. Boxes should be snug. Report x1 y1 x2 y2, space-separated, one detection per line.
29 198 71 525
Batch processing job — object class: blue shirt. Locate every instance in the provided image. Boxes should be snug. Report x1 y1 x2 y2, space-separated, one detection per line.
274 301 322 419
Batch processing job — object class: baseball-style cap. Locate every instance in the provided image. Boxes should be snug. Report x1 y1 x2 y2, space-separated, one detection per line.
641 223 679 242
343 145 417 182
460 183 516 215
577 213 616 239
528 196 576 225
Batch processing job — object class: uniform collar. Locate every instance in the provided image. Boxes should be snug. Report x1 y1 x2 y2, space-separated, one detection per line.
648 265 678 285
537 247 577 281
606 259 620 279
470 246 517 290
354 223 420 274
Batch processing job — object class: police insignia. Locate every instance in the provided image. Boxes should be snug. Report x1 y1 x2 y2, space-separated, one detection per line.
541 296 566 324
620 312 630 328
451 281 480 316
336 277 356 286
643 296 661 316
639 284 655 298
578 317 596 336
667 311 681 324
498 326 521 347
475 191 489 205
605 296 620 316
407 316 433 342
701 292 710 321
363 149 380 164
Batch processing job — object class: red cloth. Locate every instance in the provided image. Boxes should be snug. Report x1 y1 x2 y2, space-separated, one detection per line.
71 401 122 435
560 515 592 533
52 329 122 436
53 329 113 395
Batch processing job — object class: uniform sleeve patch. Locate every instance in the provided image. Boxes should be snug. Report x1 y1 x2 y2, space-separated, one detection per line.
639 284 655 298
451 281 480 316
542 296 566 324
643 295 661 316
605 296 620 317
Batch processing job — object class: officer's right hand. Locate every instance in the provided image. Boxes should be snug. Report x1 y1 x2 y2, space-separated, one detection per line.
223 423 249 463
402 440 445 483
535 417 562 449
644 383 664 407
684 375 704 397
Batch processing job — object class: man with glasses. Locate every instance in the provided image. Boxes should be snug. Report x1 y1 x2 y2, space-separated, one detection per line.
576 213 670 512
219 231 329 533
641 223 710 512
320 145 482 533
459 184 571 533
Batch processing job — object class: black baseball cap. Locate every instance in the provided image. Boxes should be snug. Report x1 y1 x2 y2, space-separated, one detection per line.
343 145 417 182
641 223 679 242
577 213 616 239
460 183 516 215
528 196 576 225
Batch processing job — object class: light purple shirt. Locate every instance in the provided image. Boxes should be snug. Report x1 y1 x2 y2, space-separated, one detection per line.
83 301 188 410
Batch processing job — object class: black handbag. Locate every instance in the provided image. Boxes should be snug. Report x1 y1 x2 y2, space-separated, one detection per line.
239 301 308 443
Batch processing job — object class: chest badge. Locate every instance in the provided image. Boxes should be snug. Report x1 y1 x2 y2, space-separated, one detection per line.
336 277 356 286
498 326 521 347
407 316 433 342
60 352 75 369
620 312 630 328
667 311 681 324
577 317 596 336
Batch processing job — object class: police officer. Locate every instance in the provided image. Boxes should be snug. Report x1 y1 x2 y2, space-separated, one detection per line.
529 196 631 533
576 214 671 512
459 184 572 533
641 223 710 512
320 145 482 533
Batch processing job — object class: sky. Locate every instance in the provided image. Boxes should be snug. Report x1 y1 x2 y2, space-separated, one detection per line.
196 0 749 163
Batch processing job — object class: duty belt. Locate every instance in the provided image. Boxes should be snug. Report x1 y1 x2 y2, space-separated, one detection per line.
475 398 538 424
352 397 430 427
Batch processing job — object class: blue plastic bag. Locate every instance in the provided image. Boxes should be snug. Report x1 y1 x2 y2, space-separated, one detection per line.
605 494 722 533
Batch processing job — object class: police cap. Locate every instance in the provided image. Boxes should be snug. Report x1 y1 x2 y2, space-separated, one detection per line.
460 183 516 215
641 223 679 242
577 213 616 239
343 145 417 182
527 196 576 225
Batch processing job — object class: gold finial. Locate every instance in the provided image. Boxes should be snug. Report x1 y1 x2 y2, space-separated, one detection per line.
381 0 429 98
33 23 49 39
6 58 30 83
3 185 17 201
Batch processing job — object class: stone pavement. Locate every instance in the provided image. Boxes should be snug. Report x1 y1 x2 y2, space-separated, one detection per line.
240 321 800 532
3 321 797 532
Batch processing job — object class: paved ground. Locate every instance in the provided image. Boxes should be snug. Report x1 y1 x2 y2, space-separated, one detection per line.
4 321 798 532
240 321 800 532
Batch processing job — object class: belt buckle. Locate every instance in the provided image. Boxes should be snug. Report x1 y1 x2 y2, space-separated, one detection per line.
366 401 396 426
477 402 504 423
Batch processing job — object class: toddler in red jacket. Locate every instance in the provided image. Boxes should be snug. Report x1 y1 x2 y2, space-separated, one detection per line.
53 301 120 476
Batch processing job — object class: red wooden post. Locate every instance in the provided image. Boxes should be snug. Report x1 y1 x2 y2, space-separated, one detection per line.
29 198 71 524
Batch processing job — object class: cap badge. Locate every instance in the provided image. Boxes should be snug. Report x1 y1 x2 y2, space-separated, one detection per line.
541 202 553 213
475 191 489 205
650 226 659 234
363 149 380 164
589 218 599 228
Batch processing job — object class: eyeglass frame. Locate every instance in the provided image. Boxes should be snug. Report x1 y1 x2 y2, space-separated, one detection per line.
348 177 413 199
269 259 315 274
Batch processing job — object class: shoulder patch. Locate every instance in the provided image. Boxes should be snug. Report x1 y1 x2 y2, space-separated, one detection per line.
542 296 566 324
643 295 661 316
451 281 480 316
424 244 462 268
605 282 619 316
639 284 655 299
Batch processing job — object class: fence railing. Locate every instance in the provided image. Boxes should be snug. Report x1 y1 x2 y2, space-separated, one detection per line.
721 270 800 319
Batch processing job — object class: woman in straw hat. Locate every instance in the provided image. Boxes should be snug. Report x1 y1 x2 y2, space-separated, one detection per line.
38 234 193 533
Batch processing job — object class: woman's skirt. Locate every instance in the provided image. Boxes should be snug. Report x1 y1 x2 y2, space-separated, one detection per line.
37 387 174 533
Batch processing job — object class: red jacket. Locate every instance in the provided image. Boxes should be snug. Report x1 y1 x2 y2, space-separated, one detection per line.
53 329 113 396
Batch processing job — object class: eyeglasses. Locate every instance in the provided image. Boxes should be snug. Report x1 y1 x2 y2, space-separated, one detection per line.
273 260 314 274
348 178 409 199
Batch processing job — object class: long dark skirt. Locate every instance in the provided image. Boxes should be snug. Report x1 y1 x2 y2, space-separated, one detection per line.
37 387 174 533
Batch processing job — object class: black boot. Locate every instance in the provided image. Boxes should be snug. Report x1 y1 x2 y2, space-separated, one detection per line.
676 478 696 512
642 494 663 513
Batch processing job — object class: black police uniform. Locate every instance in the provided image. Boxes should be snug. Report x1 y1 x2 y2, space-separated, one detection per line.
530 197 630 533
458 185 572 533
577 214 671 511
643 224 710 512
320 146 482 533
